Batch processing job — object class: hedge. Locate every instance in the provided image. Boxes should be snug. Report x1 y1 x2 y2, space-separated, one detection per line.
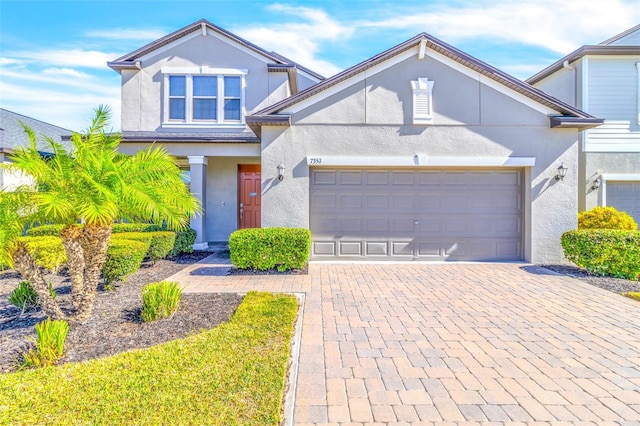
103 239 148 285
111 223 163 233
578 206 638 230
18 236 67 271
169 228 197 256
229 228 311 272
561 229 640 280
26 224 65 237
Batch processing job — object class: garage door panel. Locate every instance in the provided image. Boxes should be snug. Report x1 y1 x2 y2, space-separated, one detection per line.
608 182 640 224
310 168 523 261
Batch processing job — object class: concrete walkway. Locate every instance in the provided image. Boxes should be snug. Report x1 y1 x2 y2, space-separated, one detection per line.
168 256 640 424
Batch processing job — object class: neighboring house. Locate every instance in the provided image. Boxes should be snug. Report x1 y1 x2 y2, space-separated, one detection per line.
110 19 601 263
0 109 72 190
527 25 640 224
108 19 323 249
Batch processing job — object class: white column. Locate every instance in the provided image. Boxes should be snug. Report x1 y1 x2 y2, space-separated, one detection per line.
188 156 208 250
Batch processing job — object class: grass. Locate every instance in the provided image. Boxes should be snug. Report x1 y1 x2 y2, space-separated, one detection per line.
0 292 298 425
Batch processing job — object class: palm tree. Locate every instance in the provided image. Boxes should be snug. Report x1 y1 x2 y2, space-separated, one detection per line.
0 105 200 321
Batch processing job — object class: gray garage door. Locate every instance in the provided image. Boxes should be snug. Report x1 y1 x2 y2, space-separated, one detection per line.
310 168 523 261
608 182 640 225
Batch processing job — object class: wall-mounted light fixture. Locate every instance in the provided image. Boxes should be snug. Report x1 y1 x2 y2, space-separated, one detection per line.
555 163 568 181
277 163 285 181
592 178 601 190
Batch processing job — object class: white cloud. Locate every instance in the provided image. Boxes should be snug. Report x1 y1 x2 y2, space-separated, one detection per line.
6 49 119 69
86 28 167 41
357 0 640 54
232 4 354 77
42 67 93 79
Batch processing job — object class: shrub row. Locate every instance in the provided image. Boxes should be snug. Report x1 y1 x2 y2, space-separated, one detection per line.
27 223 195 256
561 229 640 280
103 239 148 285
229 227 311 272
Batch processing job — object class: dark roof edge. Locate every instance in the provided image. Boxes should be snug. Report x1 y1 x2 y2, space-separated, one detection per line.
245 114 291 137
106 60 142 71
599 24 640 45
108 19 295 72
267 51 325 81
550 116 604 129
250 33 596 120
526 45 640 84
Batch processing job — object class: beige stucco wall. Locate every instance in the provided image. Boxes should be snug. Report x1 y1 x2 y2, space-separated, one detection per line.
260 53 580 264
120 33 297 133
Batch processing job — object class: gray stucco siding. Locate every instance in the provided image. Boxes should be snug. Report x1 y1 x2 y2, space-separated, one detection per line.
584 152 640 211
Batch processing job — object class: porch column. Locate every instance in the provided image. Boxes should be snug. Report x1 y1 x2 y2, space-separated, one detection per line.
188 156 208 250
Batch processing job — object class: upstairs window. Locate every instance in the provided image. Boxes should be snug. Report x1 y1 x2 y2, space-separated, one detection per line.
162 68 246 127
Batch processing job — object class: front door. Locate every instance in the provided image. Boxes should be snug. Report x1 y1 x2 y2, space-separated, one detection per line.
238 165 261 229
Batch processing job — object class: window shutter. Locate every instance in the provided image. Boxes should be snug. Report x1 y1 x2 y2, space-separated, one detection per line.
411 78 434 124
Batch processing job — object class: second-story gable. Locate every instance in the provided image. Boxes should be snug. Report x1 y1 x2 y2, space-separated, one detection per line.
108 19 323 136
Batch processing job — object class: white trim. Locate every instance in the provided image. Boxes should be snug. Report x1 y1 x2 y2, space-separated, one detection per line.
418 39 427 60
600 174 640 208
306 155 535 167
636 62 640 125
411 78 434 124
161 67 248 75
581 56 589 112
192 242 209 250
160 123 247 129
188 155 208 165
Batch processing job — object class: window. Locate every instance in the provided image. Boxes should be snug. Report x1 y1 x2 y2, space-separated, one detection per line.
410 77 435 124
163 68 246 127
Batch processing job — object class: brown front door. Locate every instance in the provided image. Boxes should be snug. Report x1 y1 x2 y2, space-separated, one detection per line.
238 165 261 229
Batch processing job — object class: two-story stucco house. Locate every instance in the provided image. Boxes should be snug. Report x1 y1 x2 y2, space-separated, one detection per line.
527 25 640 224
0 108 72 190
110 19 602 264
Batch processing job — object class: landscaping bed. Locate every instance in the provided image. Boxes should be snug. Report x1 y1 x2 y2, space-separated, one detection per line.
542 264 640 294
0 251 244 372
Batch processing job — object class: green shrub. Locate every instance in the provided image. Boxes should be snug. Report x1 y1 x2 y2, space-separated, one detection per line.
169 228 197 256
111 223 163 234
8 281 38 312
624 292 640 301
25 224 65 237
229 227 311 272
578 206 638 230
18 236 67 271
102 239 148 285
561 229 640 280
111 232 153 253
141 281 183 322
112 231 175 262
20 318 69 369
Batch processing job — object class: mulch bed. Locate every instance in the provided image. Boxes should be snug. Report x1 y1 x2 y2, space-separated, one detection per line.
541 264 640 294
0 252 243 373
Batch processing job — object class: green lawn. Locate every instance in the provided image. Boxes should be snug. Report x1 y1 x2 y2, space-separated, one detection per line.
0 292 298 425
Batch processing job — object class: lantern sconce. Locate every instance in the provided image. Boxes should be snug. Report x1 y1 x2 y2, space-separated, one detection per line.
592 177 601 190
555 163 568 181
277 163 285 181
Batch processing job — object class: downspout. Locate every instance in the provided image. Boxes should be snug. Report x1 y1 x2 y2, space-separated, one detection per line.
562 60 576 107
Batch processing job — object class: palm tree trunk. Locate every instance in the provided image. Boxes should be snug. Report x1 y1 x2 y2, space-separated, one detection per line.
59 225 85 312
73 223 111 320
13 243 66 320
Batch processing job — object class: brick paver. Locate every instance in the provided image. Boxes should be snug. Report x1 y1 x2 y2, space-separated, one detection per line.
170 257 640 424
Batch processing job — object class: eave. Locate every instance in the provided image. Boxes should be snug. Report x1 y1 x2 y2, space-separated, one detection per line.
549 116 605 129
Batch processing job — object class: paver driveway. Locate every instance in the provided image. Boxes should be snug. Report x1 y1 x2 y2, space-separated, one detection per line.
172 258 640 424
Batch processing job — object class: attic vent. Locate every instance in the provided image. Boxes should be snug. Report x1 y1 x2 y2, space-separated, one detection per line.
411 78 434 125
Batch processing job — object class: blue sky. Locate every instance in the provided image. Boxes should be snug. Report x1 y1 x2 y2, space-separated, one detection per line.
1 0 639 131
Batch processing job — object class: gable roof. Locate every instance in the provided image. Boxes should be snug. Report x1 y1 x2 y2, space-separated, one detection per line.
527 25 640 85
107 19 324 82
0 108 72 154
599 24 640 46
246 33 601 134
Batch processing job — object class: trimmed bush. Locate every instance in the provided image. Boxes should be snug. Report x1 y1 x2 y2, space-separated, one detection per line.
25 224 65 237
102 239 148 285
8 281 38 312
18 236 67 271
20 318 69 369
169 228 197 256
111 232 153 254
578 206 638 230
229 227 311 272
561 229 640 280
141 281 183 322
112 231 175 262
111 223 163 234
